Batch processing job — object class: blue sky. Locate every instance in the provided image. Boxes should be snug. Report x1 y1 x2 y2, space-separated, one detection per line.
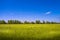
0 0 60 22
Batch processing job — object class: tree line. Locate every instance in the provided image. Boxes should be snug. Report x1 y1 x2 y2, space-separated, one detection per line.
0 20 60 24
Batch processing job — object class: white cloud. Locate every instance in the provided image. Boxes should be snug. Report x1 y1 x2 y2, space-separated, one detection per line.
45 12 51 14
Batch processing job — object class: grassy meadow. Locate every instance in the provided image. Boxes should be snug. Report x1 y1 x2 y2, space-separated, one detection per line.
0 24 60 40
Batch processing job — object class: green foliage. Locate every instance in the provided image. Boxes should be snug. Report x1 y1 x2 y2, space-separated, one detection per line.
31 21 35 24
46 21 51 24
8 20 22 24
50 22 57 24
0 20 60 24
24 21 31 24
35 20 41 24
42 20 45 24
0 20 6 24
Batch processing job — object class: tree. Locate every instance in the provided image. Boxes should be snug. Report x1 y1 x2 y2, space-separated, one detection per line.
24 21 31 24
8 20 14 24
0 20 6 24
46 21 51 24
35 20 41 24
31 21 35 24
50 21 57 24
8 20 22 24
14 20 22 24
42 20 45 24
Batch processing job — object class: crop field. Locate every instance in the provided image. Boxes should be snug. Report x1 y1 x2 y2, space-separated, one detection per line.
0 24 60 40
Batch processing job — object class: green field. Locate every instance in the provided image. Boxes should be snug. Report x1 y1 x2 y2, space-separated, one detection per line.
0 24 60 40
